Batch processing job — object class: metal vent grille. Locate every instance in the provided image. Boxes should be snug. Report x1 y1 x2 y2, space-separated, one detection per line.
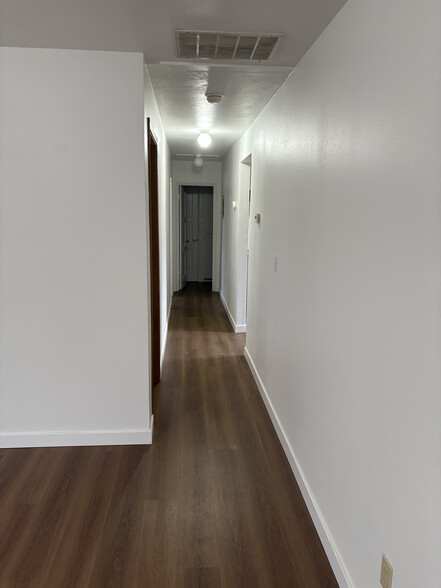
174 31 281 61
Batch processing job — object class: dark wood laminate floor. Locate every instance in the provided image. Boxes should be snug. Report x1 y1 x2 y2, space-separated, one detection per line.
0 283 338 587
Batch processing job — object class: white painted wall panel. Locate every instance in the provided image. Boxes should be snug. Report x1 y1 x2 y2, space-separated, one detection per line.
222 0 441 585
221 142 252 330
0 48 152 444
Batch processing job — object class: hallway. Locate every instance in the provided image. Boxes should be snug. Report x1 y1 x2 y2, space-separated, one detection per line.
0 284 337 587
149 282 338 586
2 2 440 583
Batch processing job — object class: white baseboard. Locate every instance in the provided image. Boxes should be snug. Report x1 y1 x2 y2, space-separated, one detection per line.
220 291 246 333
244 347 353 588
0 416 154 448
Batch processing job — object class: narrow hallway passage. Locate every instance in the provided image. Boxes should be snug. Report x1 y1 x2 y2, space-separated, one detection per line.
0 284 338 587
150 282 338 587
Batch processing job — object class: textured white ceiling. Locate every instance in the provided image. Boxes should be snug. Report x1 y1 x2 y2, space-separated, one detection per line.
0 0 347 156
147 63 292 155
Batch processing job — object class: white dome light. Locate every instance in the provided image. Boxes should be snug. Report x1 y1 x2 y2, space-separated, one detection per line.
197 132 212 148
194 156 204 167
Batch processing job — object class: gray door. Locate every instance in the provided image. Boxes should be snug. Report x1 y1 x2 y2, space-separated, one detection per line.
179 186 187 289
183 186 214 283
184 187 200 282
198 190 213 281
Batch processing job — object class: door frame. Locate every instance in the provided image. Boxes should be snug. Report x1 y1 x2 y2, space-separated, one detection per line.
173 181 221 292
147 118 160 387
241 154 252 328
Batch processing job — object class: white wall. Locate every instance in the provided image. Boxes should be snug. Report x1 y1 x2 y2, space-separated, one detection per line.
144 68 172 371
221 0 441 586
221 151 252 331
171 160 222 292
0 48 152 446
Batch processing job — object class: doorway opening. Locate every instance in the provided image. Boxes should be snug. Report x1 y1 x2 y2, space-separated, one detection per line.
179 185 214 289
147 119 160 393
239 154 252 332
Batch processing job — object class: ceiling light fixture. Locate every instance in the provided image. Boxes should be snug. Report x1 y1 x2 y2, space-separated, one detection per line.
197 132 212 148
194 155 204 167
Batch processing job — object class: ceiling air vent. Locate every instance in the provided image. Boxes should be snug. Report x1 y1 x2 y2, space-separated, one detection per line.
174 30 282 61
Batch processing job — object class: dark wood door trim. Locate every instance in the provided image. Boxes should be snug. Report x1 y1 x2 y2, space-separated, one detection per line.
147 118 160 388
